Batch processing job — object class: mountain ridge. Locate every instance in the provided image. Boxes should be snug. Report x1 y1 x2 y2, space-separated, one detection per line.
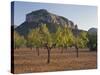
15 9 84 36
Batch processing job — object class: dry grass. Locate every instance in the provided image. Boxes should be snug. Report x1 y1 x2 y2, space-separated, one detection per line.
13 48 97 74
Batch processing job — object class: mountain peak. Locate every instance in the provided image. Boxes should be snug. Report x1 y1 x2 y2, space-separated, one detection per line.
31 9 49 15
16 9 77 36
26 9 50 22
27 9 49 16
36 9 48 13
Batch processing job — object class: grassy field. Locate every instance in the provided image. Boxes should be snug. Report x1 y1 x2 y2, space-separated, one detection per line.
13 48 97 74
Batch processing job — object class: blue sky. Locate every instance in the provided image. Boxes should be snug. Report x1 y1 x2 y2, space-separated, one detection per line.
13 1 98 31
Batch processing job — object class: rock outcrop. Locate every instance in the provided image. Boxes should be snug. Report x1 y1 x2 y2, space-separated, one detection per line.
15 9 78 36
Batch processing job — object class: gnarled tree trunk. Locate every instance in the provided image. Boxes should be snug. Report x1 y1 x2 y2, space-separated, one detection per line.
36 47 39 56
47 48 51 64
75 45 79 57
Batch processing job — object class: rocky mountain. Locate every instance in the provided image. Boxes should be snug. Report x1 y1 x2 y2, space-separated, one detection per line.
15 9 80 36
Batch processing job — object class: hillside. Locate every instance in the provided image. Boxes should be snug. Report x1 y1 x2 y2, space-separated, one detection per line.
15 9 84 36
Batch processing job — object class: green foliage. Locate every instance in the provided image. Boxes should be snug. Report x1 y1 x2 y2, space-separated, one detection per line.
54 26 63 47
14 23 91 63
88 33 97 51
14 24 89 50
75 31 89 48
27 24 53 48
14 31 26 48
27 28 41 48
40 24 53 47
55 26 74 48
63 27 74 47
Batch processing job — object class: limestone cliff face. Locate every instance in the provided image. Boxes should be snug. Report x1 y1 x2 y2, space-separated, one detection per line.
15 9 77 36
25 9 75 29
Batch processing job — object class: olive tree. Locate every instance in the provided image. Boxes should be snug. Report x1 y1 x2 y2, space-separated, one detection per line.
55 26 74 53
14 31 26 49
27 28 41 56
88 33 97 51
39 24 54 63
75 31 89 57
